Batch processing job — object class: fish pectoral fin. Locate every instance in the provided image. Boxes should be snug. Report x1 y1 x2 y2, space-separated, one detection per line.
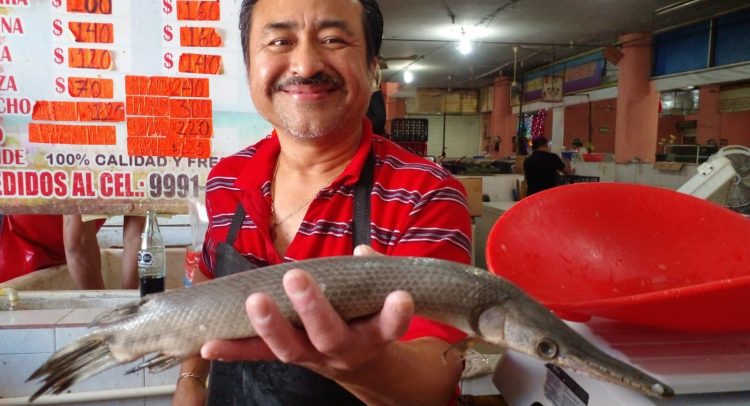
442 337 482 363
126 353 184 374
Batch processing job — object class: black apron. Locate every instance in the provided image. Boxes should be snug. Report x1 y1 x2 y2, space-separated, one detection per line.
207 152 375 406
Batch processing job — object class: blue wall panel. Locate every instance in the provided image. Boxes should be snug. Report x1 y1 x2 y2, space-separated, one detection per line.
653 21 710 76
714 8 750 66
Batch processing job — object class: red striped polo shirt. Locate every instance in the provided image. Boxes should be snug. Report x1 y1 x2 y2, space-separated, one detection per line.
200 119 472 343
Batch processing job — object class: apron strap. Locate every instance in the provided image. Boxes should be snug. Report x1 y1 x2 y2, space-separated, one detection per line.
225 203 246 246
213 203 252 278
208 149 376 405
352 150 375 247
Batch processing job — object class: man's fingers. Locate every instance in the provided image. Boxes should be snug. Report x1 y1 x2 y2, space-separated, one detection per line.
353 244 381 257
201 337 276 361
246 292 314 362
283 269 350 354
373 290 414 341
200 293 295 361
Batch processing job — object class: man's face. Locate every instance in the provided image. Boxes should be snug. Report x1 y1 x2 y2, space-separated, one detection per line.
247 0 375 140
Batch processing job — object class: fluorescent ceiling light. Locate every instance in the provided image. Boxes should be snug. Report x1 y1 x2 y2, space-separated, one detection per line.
403 69 414 83
458 37 473 55
655 0 706 15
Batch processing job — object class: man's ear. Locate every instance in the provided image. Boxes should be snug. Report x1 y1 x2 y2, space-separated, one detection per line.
370 60 382 91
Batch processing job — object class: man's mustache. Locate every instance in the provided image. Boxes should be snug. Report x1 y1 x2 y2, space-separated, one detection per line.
274 73 342 91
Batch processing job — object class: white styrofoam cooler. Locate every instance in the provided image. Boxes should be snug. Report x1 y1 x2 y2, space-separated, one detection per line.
493 318 750 405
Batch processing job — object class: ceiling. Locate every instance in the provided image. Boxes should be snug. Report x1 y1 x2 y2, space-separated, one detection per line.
376 0 750 91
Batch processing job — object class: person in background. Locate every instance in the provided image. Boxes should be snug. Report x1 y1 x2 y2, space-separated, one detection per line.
0 214 105 287
0 214 144 289
64 214 145 289
1 214 64 283
523 137 575 196
173 0 472 405
118 215 146 289
62 215 106 289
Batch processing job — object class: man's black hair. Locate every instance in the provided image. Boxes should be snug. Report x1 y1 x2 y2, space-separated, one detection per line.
239 0 383 65
531 137 549 151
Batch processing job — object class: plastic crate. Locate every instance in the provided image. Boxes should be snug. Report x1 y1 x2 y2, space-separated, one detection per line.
391 118 428 142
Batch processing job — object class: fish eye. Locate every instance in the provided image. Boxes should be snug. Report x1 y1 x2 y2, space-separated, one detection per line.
536 338 559 360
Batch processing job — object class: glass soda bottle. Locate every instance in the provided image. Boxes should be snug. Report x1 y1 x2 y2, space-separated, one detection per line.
138 211 166 297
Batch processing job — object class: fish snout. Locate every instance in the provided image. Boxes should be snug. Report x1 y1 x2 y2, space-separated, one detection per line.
476 304 675 399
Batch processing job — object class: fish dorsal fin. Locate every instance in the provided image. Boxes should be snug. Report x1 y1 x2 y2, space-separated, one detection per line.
89 299 144 327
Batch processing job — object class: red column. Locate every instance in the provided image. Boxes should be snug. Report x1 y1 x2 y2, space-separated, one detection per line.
382 82 406 135
491 76 516 158
614 33 660 163
696 85 721 143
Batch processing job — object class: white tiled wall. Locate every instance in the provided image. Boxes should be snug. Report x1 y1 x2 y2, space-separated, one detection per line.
0 308 178 404
574 161 695 189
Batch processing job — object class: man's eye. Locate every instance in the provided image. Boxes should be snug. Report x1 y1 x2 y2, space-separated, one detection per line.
322 37 345 45
269 38 292 47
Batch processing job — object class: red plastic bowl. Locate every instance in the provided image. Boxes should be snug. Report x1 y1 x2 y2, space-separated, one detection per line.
581 153 604 162
486 183 750 332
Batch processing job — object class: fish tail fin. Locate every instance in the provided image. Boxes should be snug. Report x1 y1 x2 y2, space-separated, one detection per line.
27 334 119 402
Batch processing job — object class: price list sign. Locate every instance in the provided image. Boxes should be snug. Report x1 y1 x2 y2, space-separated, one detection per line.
0 0 268 214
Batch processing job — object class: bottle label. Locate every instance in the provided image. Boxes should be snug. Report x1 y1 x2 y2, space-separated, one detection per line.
138 250 155 267
184 248 200 288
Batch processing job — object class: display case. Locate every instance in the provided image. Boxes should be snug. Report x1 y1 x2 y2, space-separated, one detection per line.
554 174 600 186
665 144 718 163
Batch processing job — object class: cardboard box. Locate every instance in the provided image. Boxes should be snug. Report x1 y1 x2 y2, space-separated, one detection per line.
654 161 685 171
456 176 483 217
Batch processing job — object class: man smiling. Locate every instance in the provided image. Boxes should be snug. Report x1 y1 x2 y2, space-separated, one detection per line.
174 1 472 404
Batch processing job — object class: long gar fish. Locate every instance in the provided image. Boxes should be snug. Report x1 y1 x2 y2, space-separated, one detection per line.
28 256 674 400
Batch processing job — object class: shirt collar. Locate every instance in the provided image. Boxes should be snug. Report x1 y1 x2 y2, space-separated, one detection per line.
233 118 375 193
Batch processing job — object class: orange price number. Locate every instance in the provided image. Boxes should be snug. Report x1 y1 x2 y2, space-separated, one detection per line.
67 0 112 14
180 27 222 47
69 22 114 43
68 48 113 70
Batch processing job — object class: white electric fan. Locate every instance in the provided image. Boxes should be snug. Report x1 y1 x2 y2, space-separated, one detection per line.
677 145 750 214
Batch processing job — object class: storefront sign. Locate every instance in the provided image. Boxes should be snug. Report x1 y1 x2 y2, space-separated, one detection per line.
0 1 269 214
719 85 750 113
559 60 607 95
541 76 564 102
522 52 607 103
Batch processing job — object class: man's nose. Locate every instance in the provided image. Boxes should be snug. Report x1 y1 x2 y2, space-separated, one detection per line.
289 40 325 78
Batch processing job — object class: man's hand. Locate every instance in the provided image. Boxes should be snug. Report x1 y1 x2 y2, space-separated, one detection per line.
200 246 462 404
200 266 415 380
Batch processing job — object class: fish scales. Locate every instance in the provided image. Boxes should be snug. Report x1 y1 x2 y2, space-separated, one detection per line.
28 256 674 401
101 256 498 361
